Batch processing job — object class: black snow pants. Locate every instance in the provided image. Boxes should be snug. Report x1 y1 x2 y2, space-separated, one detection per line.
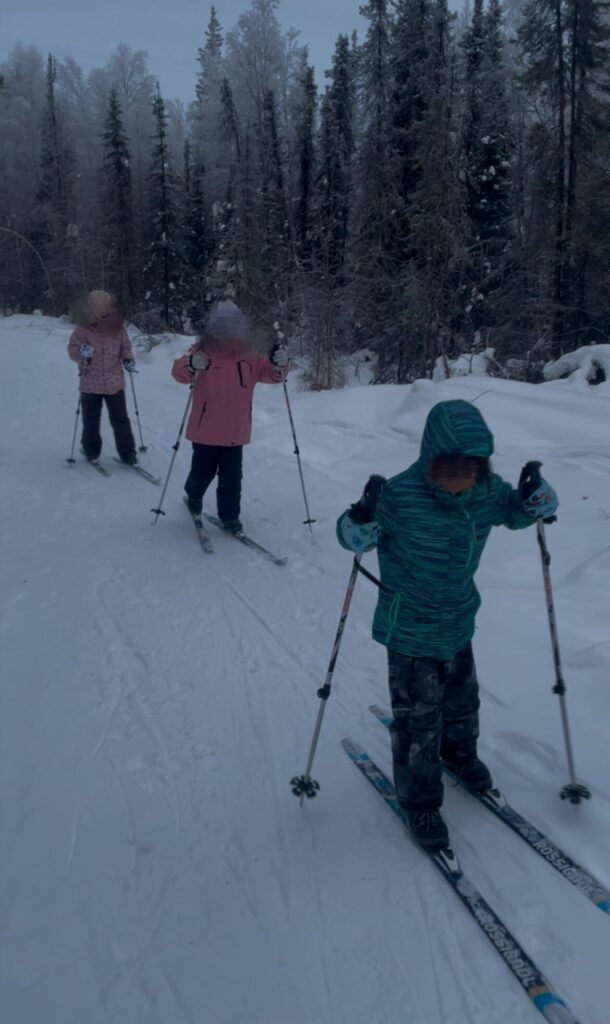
185 443 243 521
387 643 481 812
81 390 136 461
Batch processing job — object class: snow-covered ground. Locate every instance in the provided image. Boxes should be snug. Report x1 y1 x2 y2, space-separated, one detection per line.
1 314 609 1024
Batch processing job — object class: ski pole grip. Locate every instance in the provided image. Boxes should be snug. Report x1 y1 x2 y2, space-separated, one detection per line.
519 459 542 491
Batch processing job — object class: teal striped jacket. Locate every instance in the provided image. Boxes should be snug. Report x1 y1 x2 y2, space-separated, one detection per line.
337 400 535 660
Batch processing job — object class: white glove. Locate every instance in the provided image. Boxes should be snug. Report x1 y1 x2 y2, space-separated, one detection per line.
189 350 211 372
79 343 94 359
270 344 288 368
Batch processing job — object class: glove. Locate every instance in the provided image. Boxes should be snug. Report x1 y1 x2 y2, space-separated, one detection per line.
79 343 94 359
349 475 386 525
518 461 559 521
269 344 289 368
337 512 379 554
189 350 211 372
122 359 136 371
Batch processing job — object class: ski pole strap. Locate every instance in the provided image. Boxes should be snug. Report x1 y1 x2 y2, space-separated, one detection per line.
355 562 391 592
356 563 380 587
354 561 401 644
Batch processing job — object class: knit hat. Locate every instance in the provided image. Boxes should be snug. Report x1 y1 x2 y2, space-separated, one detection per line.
88 290 115 320
205 300 251 343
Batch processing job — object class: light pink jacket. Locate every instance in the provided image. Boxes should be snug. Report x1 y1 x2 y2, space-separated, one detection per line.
171 344 283 446
68 312 134 395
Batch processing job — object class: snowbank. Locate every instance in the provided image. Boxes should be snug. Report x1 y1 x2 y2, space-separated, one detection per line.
544 343 610 387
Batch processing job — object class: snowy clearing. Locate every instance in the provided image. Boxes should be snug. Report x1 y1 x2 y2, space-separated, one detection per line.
1 314 609 1024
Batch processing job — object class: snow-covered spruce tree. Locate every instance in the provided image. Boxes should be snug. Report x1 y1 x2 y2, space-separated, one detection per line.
204 76 244 306
316 35 354 286
385 0 437 380
190 5 226 199
0 45 47 310
195 6 224 116
196 5 223 101
101 86 135 309
144 83 180 327
519 0 610 356
219 75 241 160
293 58 317 272
459 0 513 346
402 0 470 378
389 0 431 255
178 137 214 322
257 88 292 322
237 130 261 308
306 34 355 389
105 45 156 272
562 0 610 345
32 54 75 311
351 0 395 363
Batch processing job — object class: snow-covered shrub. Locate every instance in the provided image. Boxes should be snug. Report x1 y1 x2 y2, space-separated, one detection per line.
130 306 166 336
344 348 378 386
433 347 499 382
544 345 610 386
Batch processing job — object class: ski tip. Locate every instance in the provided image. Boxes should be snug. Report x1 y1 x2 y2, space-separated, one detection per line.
369 703 393 722
341 737 366 758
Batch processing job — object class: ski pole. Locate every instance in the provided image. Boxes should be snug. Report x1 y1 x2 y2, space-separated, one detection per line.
520 460 591 805
281 371 315 533
127 368 147 452
291 555 361 804
66 391 82 464
151 385 195 524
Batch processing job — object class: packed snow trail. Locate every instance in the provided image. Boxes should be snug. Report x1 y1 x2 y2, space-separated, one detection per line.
1 314 609 1024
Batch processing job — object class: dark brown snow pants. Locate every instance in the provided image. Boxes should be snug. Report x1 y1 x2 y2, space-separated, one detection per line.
80 390 136 461
387 643 481 811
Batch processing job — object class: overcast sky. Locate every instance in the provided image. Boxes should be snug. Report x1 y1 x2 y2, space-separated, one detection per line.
1 0 371 101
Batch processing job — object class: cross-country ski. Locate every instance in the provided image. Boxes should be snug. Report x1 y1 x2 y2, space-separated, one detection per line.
183 496 214 554
112 457 161 486
205 513 287 566
84 456 111 477
342 739 582 1024
369 703 610 914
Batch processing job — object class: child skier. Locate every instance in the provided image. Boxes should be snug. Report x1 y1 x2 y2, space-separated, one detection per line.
171 300 288 532
337 399 558 851
68 290 138 464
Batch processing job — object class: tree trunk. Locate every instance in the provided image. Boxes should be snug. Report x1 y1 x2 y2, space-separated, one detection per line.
550 0 567 359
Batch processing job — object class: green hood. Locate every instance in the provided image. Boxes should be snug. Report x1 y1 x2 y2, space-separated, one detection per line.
418 400 494 477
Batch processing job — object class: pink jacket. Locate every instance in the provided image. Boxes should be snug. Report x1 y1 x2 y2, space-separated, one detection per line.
171 345 283 446
68 312 134 395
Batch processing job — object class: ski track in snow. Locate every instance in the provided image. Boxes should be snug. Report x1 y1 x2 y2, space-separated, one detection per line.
1 315 609 1024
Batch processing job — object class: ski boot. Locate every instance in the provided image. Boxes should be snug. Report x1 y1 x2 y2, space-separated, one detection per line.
407 808 450 851
220 517 243 534
443 756 493 793
186 495 203 517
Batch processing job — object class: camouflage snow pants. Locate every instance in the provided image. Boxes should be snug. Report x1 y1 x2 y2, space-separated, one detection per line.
387 644 480 811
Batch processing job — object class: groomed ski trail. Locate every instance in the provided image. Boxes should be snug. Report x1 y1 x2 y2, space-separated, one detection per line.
2 314 609 1024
